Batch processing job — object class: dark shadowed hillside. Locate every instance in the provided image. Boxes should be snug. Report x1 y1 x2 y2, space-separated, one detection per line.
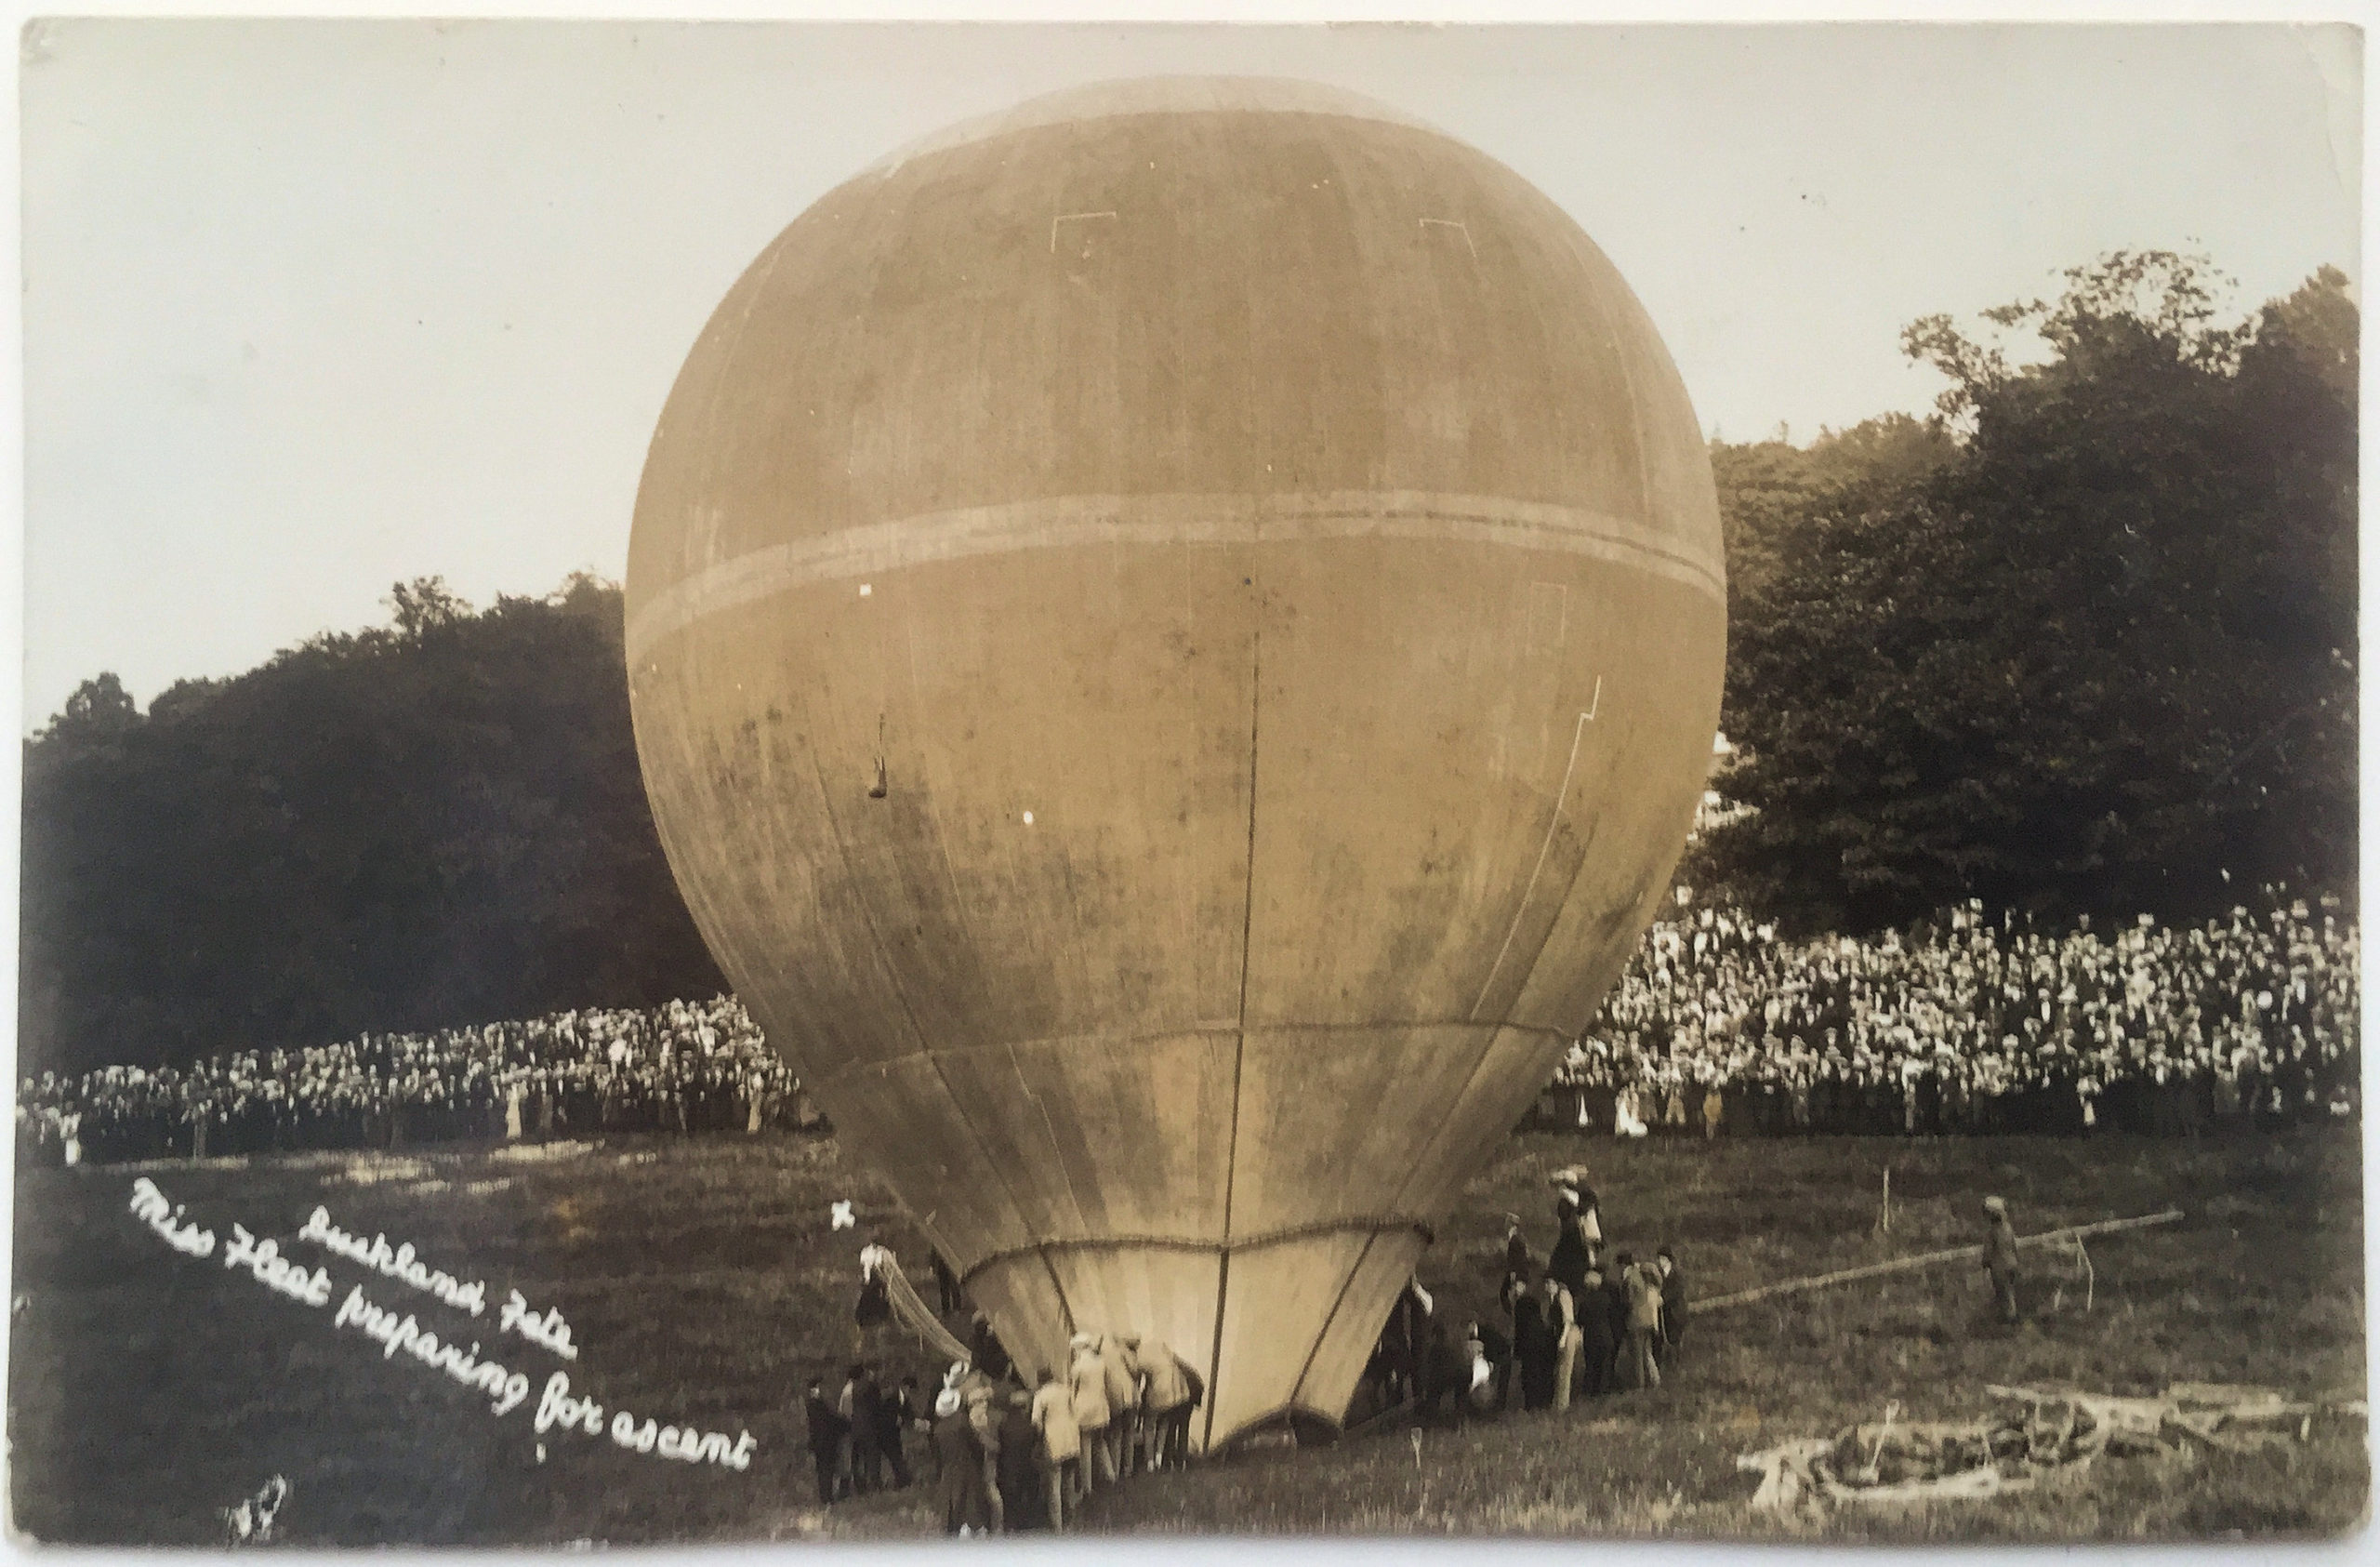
20 575 723 1078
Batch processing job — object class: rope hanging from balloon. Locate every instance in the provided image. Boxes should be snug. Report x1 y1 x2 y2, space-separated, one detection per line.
877 1255 972 1364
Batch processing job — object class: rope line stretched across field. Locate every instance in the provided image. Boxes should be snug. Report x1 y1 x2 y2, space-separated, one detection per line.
1696 1209 2184 1311
877 1256 972 1364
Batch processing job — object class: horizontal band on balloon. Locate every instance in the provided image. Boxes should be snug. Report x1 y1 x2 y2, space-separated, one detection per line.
956 1215 1437 1291
625 489 1725 662
806 1016 1569 1085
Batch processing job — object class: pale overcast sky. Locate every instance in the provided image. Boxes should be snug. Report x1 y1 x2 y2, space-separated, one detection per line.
20 20 2360 725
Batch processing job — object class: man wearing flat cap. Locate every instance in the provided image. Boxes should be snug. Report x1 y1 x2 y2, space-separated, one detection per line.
1981 1196 2021 1324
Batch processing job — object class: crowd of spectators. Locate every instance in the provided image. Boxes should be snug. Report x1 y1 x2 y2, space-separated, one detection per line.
1551 889 2360 1137
16 997 809 1168
20 888 2358 1168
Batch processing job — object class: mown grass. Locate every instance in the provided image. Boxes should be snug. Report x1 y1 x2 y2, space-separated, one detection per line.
7 1128 2365 1544
1097 1130 2371 1542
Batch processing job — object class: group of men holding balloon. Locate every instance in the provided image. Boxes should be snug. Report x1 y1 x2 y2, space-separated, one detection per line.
809 1242 1208 1533
809 1188 1695 1524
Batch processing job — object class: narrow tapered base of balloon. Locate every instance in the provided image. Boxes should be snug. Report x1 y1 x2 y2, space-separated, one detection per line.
964 1225 1431 1454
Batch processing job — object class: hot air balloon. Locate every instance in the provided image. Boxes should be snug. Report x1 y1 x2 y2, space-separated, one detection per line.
625 76 1725 1453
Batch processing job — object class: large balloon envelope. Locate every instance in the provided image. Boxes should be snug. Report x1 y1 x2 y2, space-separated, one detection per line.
626 77 1725 1451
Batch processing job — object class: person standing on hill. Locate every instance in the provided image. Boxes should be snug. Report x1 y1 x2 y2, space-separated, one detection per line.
803 1377 851 1504
931 1387 991 1535
1620 1252 1663 1390
1382 1276 1433 1406
1548 1186 1595 1295
1136 1336 1195 1470
1981 1196 2022 1324
1031 1367 1082 1525
1414 1319 1463 1426
1546 1274 1581 1414
963 1377 1006 1534
1503 1213 1531 1276
1511 1272 1556 1411
853 1237 894 1358
843 1363 885 1494
1098 1334 1143 1478
884 1376 920 1489
1499 1266 1529 1352
1601 1255 1635 1388
932 1249 965 1316
1573 1267 1616 1400
1655 1246 1689 1369
1469 1312 1513 1412
968 1310 1012 1383
1460 1321 1500 1419
997 1388 1043 1530
1067 1334 1113 1490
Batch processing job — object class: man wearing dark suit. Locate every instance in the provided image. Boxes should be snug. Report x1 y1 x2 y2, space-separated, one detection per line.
932 1250 966 1316
877 1369 916 1489
804 1378 852 1504
1574 1267 1617 1399
1655 1246 1690 1369
1511 1278 1557 1411
1603 1255 1638 1389
844 1363 886 1494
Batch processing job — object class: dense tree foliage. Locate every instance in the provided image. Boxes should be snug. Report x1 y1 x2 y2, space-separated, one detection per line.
1705 256 2357 933
20 576 724 1078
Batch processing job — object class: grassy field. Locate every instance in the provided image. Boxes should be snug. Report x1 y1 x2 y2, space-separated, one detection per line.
7 1126 2366 1544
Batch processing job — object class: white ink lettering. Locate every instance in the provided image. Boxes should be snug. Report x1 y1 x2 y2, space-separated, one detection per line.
294 1204 486 1315
499 1289 579 1361
127 1178 218 1257
220 1224 335 1308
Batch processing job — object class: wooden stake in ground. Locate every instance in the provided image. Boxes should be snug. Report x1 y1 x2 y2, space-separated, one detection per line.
1698 1209 2182 1313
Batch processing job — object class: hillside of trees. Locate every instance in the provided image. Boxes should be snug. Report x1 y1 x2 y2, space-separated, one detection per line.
19 251 2355 1078
1701 254 2357 934
20 576 724 1080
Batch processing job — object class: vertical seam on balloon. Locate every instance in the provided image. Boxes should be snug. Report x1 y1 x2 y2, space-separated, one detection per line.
801 740 1061 1330
1382 1026 1501 1225
1386 827 1608 1237
695 232 791 503
1016 1045 1091 1236
1573 228 1658 536
1501 814 1606 1038
1208 579 1263 1452
1288 1229 1378 1413
872 548 1078 1334
1468 710 1593 1022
